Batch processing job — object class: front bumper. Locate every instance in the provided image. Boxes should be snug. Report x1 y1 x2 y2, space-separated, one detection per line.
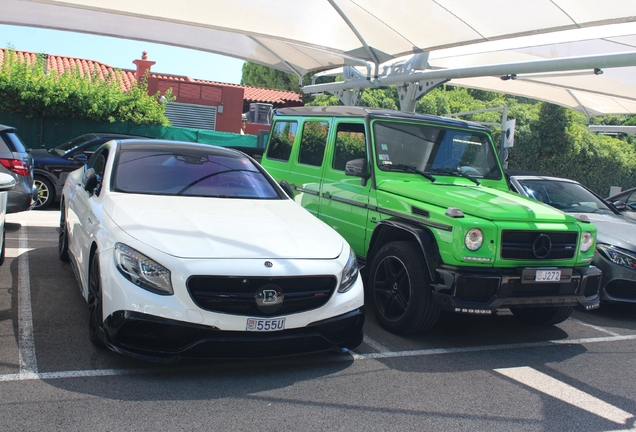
594 255 636 304
100 307 365 362
431 265 602 312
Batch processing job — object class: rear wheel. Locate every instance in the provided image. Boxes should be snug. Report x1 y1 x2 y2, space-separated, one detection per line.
34 176 54 209
88 251 105 348
368 241 440 334
58 206 69 262
510 306 573 325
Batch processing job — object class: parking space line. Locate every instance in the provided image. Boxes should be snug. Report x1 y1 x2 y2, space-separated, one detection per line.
494 366 634 425
17 222 38 376
569 318 622 336
362 335 390 353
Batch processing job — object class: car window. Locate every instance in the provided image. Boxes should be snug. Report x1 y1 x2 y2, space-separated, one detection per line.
333 123 366 171
372 121 500 179
113 147 280 199
266 120 297 162
1 131 28 153
298 121 328 167
517 179 614 214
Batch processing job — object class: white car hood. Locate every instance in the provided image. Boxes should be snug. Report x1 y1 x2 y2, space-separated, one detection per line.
103 194 344 259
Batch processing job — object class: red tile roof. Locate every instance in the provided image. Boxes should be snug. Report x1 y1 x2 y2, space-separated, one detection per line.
0 49 302 105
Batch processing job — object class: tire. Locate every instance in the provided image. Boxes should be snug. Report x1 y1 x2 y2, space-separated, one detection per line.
58 206 69 263
0 228 5 266
510 306 574 326
368 241 440 334
34 176 55 209
88 251 105 348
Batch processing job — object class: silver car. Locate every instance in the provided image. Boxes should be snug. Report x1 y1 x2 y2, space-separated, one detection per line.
0 125 37 213
507 172 636 304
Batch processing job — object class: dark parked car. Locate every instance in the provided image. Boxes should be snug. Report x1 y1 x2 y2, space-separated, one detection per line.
30 133 142 209
507 171 636 304
0 125 37 213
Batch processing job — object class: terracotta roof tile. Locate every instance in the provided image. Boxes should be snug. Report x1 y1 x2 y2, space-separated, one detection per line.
1 48 303 105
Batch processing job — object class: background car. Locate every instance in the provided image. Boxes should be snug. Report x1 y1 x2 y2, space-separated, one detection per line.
59 139 364 361
30 133 143 209
0 173 16 265
507 171 636 304
0 124 37 213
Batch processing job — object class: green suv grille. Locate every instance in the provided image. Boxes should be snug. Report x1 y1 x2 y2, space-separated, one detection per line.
501 230 578 260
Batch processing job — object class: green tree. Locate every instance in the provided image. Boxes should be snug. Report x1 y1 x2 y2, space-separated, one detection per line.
0 50 172 125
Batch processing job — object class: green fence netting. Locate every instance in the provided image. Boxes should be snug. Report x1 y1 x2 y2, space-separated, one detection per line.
0 113 259 150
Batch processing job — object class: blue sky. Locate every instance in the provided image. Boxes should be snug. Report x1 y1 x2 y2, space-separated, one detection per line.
0 24 245 85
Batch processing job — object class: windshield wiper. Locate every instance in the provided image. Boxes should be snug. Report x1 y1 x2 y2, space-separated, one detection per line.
429 167 480 185
384 164 435 182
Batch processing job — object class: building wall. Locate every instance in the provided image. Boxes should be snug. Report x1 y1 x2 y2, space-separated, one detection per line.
148 78 245 133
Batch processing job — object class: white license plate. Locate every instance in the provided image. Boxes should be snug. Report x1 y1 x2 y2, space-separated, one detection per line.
535 270 561 282
246 317 286 332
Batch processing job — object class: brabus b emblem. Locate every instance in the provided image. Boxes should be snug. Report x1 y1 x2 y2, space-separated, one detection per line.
264 261 273 268
255 284 284 313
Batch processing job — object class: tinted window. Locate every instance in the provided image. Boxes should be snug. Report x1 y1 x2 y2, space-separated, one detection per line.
518 179 614 214
1 131 28 153
266 121 297 161
333 123 366 171
113 147 280 199
298 121 328 167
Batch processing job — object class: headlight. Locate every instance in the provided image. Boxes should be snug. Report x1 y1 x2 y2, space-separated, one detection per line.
114 243 173 295
465 228 483 251
338 248 359 293
580 231 594 252
597 244 636 269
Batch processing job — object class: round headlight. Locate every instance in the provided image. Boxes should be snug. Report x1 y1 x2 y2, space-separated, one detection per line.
465 228 483 251
580 231 594 252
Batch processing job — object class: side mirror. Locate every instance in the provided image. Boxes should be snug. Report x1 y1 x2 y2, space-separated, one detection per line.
0 173 16 192
345 158 370 178
82 168 101 196
612 200 627 211
73 154 89 164
279 180 294 199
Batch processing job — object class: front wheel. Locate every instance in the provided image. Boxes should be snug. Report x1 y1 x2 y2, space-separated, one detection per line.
34 176 54 209
88 251 105 348
58 206 69 262
368 241 440 335
510 306 573 326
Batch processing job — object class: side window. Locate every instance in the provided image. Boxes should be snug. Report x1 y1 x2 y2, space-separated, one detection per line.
266 120 297 161
87 148 108 179
332 123 366 171
298 121 329 167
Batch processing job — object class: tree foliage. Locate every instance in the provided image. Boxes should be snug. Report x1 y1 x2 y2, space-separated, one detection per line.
0 50 172 125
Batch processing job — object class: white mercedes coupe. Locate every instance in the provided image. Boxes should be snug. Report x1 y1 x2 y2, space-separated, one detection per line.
59 139 364 362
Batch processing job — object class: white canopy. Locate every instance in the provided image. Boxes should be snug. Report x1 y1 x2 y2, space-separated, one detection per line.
5 0 636 78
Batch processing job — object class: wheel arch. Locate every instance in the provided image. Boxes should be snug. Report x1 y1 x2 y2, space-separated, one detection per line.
365 219 442 282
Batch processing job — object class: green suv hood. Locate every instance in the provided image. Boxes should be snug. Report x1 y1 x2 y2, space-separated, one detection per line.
378 180 575 223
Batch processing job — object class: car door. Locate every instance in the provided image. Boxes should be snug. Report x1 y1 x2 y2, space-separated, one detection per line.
68 147 109 281
287 119 330 217
317 120 375 258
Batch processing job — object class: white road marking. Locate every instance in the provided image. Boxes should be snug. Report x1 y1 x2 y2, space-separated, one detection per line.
569 318 622 336
362 335 390 352
17 222 38 376
494 366 634 425
5 247 35 258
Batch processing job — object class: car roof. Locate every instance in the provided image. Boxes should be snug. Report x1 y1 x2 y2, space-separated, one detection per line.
504 169 580 184
274 106 491 132
608 186 636 199
115 139 246 158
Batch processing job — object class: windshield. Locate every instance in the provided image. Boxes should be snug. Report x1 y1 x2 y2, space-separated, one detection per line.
113 147 280 199
51 134 99 156
517 179 614 214
372 121 501 180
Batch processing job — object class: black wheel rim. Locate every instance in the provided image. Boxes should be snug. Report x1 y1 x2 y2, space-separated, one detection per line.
35 179 49 208
88 254 102 342
58 212 67 256
373 256 411 321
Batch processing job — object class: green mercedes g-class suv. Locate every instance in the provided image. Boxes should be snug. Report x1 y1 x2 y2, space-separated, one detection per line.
259 106 601 335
